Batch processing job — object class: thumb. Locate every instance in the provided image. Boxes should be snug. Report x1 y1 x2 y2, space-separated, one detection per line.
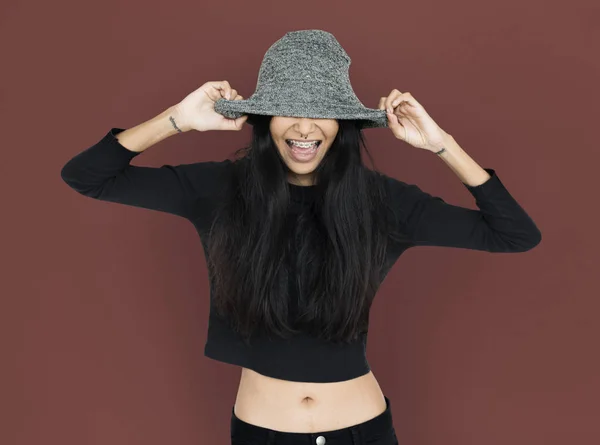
386 110 405 140
229 114 248 131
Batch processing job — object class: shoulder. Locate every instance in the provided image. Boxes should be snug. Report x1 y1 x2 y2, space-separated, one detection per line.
368 169 443 221
181 158 235 175
367 168 415 197
178 158 237 192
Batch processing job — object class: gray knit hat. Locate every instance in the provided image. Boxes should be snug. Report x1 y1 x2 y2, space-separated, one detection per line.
213 29 389 129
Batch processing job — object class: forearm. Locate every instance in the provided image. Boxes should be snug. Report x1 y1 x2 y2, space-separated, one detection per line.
115 105 186 153
432 134 492 187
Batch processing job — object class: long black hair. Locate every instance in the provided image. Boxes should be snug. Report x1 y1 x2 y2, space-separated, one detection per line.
206 114 405 346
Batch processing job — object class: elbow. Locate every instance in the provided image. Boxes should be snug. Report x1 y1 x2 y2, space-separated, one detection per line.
488 227 542 253
60 165 72 185
512 228 542 252
526 228 542 251
60 160 80 187
60 164 77 189
60 165 100 198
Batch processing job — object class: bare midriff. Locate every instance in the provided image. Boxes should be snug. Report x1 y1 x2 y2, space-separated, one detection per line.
233 367 387 433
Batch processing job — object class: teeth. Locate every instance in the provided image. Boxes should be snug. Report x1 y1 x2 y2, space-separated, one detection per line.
288 140 319 150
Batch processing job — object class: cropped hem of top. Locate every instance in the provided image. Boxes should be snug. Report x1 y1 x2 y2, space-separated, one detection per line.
60 127 542 383
204 314 371 382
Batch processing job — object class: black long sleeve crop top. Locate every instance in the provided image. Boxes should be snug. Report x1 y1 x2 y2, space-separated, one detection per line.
60 127 542 383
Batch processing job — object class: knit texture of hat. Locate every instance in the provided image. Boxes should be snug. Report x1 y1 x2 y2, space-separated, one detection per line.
213 29 389 129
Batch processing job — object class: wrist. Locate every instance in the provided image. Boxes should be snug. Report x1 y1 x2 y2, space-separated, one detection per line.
429 132 454 155
163 104 191 133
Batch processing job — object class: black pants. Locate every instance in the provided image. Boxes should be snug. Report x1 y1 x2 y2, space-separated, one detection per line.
231 395 399 445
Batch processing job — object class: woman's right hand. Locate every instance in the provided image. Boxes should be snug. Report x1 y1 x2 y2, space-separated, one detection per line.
173 80 248 132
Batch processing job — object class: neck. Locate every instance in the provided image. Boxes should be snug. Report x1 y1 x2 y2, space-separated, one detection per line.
288 173 315 187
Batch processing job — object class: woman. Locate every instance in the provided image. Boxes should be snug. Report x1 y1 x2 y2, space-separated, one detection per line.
61 30 541 445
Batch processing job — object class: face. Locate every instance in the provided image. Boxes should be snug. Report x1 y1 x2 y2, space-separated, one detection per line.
270 116 339 186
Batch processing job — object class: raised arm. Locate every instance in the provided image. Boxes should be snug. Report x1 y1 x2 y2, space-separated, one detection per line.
382 168 542 252
60 106 232 221
376 90 542 253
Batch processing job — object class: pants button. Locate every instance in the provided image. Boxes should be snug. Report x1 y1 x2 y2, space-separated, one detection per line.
316 435 326 445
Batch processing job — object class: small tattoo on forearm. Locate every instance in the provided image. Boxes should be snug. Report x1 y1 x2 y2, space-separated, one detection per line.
435 147 446 155
169 116 183 133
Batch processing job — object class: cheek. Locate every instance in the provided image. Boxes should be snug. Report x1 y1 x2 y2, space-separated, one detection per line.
276 141 292 160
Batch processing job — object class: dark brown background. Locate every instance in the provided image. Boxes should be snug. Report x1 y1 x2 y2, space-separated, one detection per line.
2 0 598 444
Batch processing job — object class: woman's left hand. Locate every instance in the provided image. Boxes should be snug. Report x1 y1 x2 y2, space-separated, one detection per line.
379 90 451 152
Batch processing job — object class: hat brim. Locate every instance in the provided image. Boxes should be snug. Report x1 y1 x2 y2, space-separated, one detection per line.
213 98 389 129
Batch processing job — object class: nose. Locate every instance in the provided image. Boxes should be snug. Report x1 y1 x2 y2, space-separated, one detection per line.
293 117 317 137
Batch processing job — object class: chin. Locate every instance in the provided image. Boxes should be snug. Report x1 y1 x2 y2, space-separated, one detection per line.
286 163 318 174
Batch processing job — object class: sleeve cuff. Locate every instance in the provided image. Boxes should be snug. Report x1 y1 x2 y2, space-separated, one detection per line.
462 168 506 199
105 127 143 159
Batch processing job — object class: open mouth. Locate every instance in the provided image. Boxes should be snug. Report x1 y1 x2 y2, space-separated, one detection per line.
285 139 322 161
